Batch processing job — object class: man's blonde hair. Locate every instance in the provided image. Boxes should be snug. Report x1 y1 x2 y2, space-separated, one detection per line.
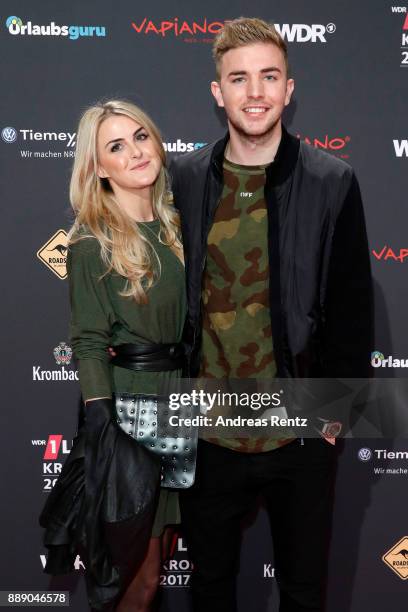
213 17 288 80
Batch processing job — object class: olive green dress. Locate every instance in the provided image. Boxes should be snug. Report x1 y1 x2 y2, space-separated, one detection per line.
67 220 187 536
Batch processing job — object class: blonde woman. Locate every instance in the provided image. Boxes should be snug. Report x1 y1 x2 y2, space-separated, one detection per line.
42 100 187 611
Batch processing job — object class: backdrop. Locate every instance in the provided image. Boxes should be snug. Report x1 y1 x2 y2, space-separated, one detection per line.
1 1 408 610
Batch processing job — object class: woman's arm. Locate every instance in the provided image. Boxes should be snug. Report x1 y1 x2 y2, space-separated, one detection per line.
67 238 116 403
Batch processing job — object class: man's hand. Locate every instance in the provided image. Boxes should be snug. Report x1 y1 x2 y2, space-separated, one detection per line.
108 347 116 358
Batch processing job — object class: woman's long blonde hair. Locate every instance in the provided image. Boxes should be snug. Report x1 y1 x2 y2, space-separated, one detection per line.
69 99 183 303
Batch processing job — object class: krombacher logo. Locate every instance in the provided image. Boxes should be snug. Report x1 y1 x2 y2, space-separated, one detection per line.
37 229 68 279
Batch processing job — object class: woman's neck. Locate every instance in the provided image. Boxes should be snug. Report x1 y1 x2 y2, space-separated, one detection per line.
113 185 155 222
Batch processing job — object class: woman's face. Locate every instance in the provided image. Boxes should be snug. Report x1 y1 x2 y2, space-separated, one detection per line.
96 114 162 193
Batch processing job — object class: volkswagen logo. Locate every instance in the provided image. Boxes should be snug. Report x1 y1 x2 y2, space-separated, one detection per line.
2 127 17 143
358 447 372 462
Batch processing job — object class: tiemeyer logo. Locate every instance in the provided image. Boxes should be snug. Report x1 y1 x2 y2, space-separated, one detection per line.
163 140 206 153
5 15 106 40
393 139 408 157
383 537 408 579
1 126 17 143
371 350 408 368
298 134 350 159
2 127 76 159
130 18 336 43
31 433 72 491
358 447 372 461
372 246 408 263
37 230 68 279
160 531 192 587
359 447 408 475
32 341 79 383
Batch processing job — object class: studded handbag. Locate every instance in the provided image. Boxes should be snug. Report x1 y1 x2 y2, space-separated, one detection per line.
114 393 197 489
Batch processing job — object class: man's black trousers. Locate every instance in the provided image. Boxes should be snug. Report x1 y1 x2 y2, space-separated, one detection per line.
180 438 336 612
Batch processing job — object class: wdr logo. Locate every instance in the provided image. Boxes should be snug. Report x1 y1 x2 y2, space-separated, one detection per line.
393 139 408 157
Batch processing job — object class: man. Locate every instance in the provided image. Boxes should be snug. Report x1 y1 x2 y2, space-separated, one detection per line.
170 17 372 612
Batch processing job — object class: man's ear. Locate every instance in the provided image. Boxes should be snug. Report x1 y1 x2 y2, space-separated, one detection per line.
285 79 295 107
211 81 225 108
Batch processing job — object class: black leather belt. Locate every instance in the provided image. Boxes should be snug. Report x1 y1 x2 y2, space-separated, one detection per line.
111 342 185 372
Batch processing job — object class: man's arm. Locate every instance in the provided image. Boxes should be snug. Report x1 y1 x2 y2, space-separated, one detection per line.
322 172 373 378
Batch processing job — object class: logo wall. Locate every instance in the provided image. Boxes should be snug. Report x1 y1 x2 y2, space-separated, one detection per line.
161 531 192 587
297 134 351 159
37 230 68 279
358 446 408 476
383 536 408 579
371 350 408 369
390 8 408 66
5 16 106 40
393 139 408 157
130 17 336 43
2 126 76 159
32 433 72 491
32 341 79 382
372 246 408 262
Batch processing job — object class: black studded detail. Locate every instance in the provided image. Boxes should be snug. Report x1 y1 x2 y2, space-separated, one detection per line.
113 392 197 489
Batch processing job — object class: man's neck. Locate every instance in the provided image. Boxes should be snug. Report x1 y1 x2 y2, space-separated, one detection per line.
225 121 282 166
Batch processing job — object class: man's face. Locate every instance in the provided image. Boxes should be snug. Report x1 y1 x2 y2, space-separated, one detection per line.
211 42 294 139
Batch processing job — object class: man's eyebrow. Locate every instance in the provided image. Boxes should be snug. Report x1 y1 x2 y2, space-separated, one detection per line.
105 127 144 148
227 67 282 78
261 66 282 73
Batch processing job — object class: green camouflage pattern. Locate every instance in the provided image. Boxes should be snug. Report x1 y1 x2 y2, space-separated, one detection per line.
200 159 293 452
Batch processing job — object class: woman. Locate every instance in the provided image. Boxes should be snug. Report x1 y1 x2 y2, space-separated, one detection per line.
43 100 187 611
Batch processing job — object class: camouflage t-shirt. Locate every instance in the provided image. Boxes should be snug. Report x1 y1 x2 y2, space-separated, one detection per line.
200 158 293 452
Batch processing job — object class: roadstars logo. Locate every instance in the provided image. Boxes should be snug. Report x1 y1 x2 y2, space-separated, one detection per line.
383 536 408 579
37 229 68 279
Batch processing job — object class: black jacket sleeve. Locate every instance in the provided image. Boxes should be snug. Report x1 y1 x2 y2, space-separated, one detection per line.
322 172 373 378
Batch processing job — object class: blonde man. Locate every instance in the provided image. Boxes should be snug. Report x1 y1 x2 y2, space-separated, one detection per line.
171 17 372 612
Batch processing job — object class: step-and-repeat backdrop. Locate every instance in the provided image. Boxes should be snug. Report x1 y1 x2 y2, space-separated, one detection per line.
1 1 407 610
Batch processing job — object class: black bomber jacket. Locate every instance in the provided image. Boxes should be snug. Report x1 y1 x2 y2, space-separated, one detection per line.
170 126 373 379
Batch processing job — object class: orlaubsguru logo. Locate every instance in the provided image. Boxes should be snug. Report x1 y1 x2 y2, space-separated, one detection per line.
5 15 106 40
